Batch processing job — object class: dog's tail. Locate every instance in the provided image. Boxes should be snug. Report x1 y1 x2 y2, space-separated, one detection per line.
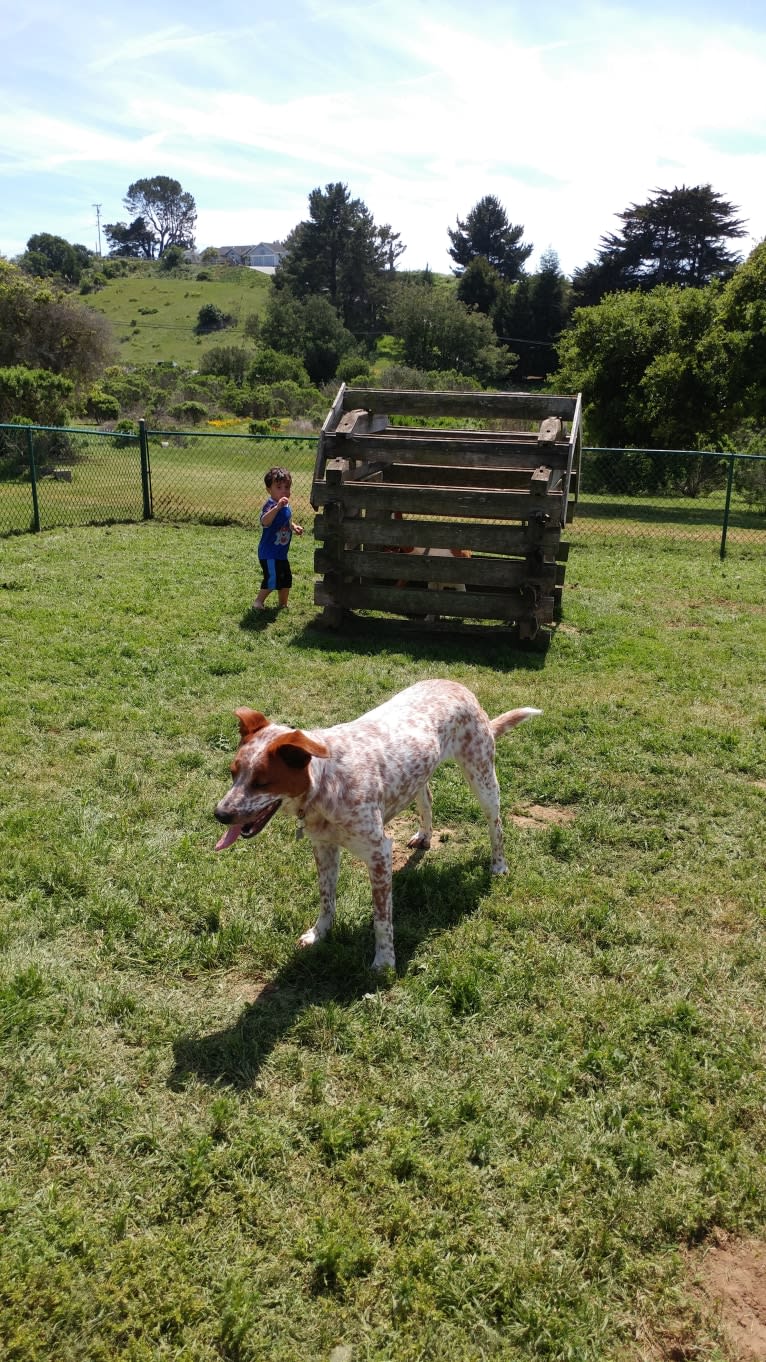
491 706 542 739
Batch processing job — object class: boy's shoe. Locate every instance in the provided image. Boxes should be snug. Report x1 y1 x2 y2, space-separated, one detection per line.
252 601 266 611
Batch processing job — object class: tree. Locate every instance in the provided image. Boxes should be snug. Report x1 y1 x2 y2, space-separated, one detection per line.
18 234 92 285
448 195 532 282
276 182 402 332
118 176 197 257
716 239 766 424
260 277 356 382
455 256 503 314
492 249 572 380
390 282 511 384
554 283 729 453
572 185 747 304
0 260 114 384
103 216 158 259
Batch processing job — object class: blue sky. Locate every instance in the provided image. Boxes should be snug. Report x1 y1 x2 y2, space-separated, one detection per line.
2 0 766 276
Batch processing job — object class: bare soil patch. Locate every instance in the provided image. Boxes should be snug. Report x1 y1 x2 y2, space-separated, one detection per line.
510 804 577 830
698 1238 766 1360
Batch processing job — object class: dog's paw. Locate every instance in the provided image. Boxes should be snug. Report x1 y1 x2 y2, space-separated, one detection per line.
372 952 396 975
491 859 509 875
407 832 431 850
298 928 319 948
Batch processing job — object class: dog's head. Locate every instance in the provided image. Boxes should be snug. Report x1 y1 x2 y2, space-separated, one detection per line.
214 708 329 850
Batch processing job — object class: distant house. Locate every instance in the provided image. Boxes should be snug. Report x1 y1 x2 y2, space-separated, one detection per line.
216 242 287 272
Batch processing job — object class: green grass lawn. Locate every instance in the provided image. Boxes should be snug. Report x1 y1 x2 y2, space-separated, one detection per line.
1 523 765 1360
83 264 271 366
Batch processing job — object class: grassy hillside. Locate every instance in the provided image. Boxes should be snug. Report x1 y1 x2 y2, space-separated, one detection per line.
83 262 272 367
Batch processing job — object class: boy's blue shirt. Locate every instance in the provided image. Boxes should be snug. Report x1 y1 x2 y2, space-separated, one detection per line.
258 498 292 559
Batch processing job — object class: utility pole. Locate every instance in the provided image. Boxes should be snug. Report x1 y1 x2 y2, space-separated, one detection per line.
93 203 102 256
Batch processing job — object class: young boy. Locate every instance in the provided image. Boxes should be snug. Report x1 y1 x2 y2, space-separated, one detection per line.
252 467 303 610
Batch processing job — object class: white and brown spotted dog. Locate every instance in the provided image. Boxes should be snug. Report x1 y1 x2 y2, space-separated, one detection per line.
214 679 541 971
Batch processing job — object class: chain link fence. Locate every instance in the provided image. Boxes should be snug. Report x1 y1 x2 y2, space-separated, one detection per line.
1 422 764 556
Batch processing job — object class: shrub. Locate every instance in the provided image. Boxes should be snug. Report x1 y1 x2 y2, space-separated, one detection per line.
169 400 209 425
86 387 120 422
247 348 310 386
200 346 254 384
0 365 73 424
335 353 372 384
195 304 230 334
249 418 280 435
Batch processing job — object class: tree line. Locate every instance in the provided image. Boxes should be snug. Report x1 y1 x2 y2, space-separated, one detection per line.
3 172 765 509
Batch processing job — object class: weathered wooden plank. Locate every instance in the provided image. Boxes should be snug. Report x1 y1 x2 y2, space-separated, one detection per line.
373 463 553 491
334 408 390 437
314 547 558 591
315 580 555 624
530 465 554 495
337 434 570 469
313 513 568 558
342 387 578 421
311 481 565 523
538 416 562 444
311 382 348 508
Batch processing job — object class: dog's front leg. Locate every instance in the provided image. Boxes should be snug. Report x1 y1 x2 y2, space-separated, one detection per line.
364 836 395 972
298 842 340 949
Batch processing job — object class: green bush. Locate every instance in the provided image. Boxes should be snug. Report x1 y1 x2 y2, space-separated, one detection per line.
249 418 280 435
0 365 74 424
195 304 230 334
169 400 208 425
86 387 121 422
335 353 372 384
247 348 310 386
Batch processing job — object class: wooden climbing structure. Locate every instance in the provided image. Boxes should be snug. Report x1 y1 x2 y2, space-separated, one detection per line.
310 385 582 642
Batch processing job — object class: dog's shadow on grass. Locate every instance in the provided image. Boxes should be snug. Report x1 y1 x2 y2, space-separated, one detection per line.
168 851 493 1091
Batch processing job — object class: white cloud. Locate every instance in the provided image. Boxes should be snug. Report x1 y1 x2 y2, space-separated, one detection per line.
1 0 765 271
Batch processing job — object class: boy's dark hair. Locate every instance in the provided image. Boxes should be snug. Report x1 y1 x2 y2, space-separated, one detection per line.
264 466 291 489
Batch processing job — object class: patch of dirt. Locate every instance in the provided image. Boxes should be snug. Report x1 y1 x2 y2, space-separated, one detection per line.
510 804 577 830
698 1238 766 1360
388 819 452 872
211 972 278 1008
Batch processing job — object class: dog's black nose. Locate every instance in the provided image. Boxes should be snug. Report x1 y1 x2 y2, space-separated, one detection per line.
214 807 233 824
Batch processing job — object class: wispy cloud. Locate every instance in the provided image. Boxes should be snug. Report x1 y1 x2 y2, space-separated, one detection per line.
1 0 765 271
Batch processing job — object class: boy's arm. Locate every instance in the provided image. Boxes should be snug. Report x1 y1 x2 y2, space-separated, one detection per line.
260 497 287 528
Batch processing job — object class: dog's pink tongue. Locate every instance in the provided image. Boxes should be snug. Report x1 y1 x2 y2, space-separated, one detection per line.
215 825 242 851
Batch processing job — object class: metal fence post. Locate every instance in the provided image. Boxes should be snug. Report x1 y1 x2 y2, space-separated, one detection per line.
27 425 41 533
138 419 153 520
720 453 735 559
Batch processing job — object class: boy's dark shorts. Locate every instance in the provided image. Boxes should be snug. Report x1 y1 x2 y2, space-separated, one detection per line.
259 557 292 592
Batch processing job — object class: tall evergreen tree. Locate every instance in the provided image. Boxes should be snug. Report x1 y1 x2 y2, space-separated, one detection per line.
573 184 746 304
276 183 402 333
491 250 571 380
448 195 532 282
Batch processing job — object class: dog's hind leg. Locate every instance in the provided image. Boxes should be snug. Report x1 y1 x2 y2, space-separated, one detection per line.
299 843 340 948
407 782 433 850
458 755 508 874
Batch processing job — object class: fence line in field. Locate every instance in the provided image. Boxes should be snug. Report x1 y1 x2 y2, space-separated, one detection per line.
1 421 764 557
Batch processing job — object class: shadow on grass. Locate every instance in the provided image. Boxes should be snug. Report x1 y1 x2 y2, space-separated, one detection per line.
168 850 492 1091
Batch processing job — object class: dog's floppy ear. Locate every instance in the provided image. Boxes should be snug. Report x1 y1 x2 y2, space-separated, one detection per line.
235 707 270 741
273 730 330 769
